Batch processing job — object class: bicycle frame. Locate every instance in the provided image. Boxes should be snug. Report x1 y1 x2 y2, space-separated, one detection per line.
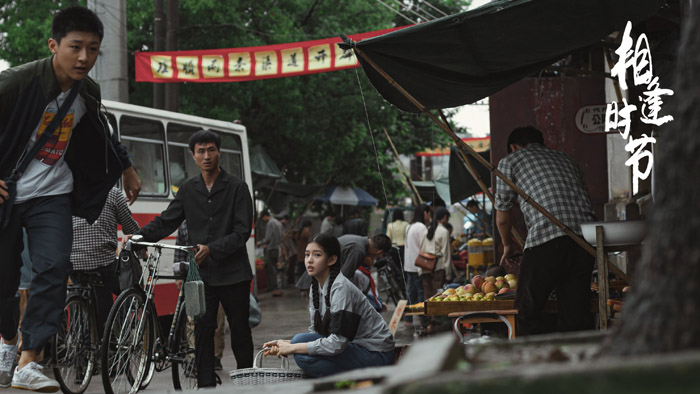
128 239 197 370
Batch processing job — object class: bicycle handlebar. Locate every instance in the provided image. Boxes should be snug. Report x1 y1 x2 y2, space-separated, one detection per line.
125 234 198 254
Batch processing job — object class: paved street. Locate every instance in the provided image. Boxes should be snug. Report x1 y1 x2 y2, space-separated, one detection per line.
0 285 415 393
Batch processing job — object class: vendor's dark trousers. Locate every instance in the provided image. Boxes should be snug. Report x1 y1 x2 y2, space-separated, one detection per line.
0 195 72 350
515 236 594 336
264 248 279 291
195 280 253 387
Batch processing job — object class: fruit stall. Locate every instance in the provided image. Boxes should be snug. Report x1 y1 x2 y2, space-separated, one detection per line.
409 271 609 338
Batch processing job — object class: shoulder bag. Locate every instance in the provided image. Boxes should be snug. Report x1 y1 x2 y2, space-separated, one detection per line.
415 235 437 271
118 247 143 291
0 81 82 230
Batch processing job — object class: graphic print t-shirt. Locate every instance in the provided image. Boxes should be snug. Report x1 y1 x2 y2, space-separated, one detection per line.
16 91 87 202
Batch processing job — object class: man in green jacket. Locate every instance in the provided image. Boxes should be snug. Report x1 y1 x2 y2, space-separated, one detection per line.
0 6 140 392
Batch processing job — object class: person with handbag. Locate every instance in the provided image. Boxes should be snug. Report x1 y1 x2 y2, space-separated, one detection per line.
0 7 141 392
126 130 255 387
403 204 430 322
419 207 452 301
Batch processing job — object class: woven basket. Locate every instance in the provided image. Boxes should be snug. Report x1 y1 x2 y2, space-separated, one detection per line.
230 349 309 386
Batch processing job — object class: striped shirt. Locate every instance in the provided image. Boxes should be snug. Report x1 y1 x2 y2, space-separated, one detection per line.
71 188 140 270
494 144 596 249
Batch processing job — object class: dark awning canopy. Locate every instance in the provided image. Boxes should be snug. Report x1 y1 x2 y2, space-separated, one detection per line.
344 0 663 113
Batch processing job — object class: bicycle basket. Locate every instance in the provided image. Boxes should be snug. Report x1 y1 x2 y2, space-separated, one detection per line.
229 349 309 386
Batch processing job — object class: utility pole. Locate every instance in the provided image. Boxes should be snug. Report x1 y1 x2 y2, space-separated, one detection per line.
88 0 129 103
153 0 165 109
164 0 179 112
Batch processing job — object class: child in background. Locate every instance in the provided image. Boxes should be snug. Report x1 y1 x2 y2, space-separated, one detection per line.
263 233 395 377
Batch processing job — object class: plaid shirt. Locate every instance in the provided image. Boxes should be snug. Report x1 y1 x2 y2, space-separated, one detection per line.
71 188 140 270
495 144 596 249
174 221 189 263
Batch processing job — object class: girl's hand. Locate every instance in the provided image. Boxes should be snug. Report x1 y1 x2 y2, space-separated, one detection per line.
276 341 295 356
262 340 290 357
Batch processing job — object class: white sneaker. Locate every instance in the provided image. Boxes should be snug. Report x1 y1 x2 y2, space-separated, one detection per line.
0 342 17 388
11 361 59 392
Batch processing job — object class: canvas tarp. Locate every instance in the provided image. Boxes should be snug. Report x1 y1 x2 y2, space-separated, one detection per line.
345 0 663 112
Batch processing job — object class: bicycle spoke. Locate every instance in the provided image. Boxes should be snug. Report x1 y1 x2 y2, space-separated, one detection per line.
102 289 152 394
53 295 96 394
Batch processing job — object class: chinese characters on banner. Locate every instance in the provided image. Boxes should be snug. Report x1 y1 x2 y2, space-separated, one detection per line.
605 21 674 195
135 27 405 83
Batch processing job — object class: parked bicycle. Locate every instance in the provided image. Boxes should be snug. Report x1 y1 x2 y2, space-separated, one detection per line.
374 246 407 306
100 235 198 394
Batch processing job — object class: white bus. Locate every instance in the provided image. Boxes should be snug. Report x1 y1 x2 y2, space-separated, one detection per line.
103 100 255 315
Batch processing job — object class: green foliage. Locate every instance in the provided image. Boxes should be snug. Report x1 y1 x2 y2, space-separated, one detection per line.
1 0 470 207
0 0 86 65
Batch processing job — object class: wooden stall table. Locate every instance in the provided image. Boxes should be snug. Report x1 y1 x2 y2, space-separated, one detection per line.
426 298 602 339
425 299 515 316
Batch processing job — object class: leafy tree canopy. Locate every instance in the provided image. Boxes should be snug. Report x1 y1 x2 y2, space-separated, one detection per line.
1 0 472 208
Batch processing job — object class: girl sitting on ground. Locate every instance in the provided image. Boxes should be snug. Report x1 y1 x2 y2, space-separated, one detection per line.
263 233 395 377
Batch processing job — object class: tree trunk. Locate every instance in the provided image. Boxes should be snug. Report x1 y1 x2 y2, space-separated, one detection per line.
603 6 700 356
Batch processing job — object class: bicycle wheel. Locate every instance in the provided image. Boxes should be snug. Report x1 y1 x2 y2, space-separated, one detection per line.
138 360 156 390
101 288 153 394
171 303 197 390
138 304 158 391
53 294 97 394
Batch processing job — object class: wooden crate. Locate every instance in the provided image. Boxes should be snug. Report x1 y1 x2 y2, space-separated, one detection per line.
424 299 515 316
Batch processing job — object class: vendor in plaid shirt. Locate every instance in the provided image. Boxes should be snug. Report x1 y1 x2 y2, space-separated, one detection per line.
71 187 140 326
495 126 596 336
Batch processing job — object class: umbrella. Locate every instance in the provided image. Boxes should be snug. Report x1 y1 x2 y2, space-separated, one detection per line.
315 186 378 206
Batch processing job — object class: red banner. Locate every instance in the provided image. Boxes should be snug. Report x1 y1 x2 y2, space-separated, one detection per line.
135 27 405 83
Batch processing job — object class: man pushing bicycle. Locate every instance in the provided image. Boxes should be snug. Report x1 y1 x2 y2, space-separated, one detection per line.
125 129 254 387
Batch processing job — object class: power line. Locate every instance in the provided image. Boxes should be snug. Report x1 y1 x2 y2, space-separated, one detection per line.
374 0 418 25
419 0 448 17
389 0 434 22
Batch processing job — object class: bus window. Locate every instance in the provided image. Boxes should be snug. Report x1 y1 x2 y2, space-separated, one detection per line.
167 123 244 193
215 131 243 178
120 115 168 196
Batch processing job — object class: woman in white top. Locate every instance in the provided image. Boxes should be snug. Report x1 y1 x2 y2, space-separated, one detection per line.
403 204 430 312
420 207 451 300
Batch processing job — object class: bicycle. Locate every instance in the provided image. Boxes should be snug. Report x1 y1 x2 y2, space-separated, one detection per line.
51 271 105 394
100 235 198 394
374 248 407 307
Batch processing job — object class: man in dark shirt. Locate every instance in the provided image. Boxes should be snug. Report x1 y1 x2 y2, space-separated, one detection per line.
129 129 254 387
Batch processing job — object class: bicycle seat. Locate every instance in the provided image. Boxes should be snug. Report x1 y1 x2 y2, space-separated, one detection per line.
71 270 104 287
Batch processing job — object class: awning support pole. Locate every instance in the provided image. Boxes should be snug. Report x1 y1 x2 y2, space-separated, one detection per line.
383 128 424 205
352 46 629 283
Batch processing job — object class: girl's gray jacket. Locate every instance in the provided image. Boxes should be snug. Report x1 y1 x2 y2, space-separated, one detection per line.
307 272 395 356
